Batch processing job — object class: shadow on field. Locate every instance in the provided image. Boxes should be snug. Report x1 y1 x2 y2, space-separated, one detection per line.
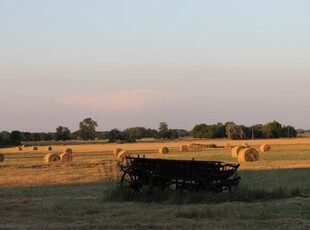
1 167 309 205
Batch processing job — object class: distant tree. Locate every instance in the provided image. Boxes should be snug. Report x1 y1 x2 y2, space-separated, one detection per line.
263 120 282 138
282 125 297 138
191 124 209 138
225 122 239 139
107 129 122 142
21 132 31 142
30 133 41 142
1 131 11 146
10 130 21 146
172 129 190 137
70 130 79 140
123 127 147 140
78 118 98 141
55 126 71 141
156 122 179 139
250 124 263 139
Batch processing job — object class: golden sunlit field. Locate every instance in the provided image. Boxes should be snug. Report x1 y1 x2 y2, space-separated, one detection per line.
1 138 310 229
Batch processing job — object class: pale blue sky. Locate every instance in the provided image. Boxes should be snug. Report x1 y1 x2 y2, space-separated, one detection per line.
0 1 310 132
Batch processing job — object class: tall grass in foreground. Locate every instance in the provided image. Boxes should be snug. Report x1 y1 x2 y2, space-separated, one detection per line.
105 182 306 204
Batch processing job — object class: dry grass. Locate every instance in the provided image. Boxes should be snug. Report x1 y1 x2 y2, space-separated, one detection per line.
1 138 310 187
0 138 310 229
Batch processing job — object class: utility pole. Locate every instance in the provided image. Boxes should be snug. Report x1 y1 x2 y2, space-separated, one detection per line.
288 126 290 138
252 128 254 140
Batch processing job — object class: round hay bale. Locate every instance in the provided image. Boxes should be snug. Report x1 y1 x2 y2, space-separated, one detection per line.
159 147 169 154
260 144 271 152
118 150 130 159
65 148 73 154
113 148 123 156
47 146 52 151
16 146 23 151
179 145 188 152
60 152 73 162
242 143 250 148
238 148 260 163
231 146 246 158
118 150 131 166
32 146 38 151
44 153 60 164
225 143 231 149
0 153 4 162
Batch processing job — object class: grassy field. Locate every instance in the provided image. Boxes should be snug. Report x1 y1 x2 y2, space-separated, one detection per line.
1 138 310 229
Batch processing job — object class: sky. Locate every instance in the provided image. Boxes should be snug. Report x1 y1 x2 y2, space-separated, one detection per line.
0 0 310 132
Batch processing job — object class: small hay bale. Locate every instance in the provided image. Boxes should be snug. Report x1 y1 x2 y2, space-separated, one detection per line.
113 148 123 156
44 153 60 164
47 146 52 151
159 147 169 154
32 146 38 151
16 146 23 151
242 143 250 147
238 148 259 163
231 146 246 158
225 143 231 149
260 144 271 152
60 152 73 162
179 145 188 152
0 153 4 162
65 148 73 154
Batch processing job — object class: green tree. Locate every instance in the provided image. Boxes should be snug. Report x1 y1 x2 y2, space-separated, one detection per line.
156 122 179 139
225 122 239 139
10 130 21 146
55 126 71 141
78 118 98 141
191 124 208 138
282 125 297 138
263 121 282 138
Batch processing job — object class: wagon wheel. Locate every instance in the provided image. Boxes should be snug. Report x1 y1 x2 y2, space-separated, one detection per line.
121 168 153 195
120 170 143 196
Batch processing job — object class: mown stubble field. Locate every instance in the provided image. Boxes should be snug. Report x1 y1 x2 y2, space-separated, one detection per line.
0 138 310 229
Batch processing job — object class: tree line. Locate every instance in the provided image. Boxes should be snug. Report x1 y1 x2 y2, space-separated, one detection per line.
0 118 297 147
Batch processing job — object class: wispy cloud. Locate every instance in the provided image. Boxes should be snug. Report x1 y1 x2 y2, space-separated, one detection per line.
55 89 179 112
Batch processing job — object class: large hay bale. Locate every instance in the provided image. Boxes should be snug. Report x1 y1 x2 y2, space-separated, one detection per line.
113 148 123 156
118 150 131 166
118 150 130 159
65 148 73 154
44 153 60 164
60 152 73 162
238 148 260 163
0 153 4 162
32 146 38 151
179 145 188 152
231 146 246 158
159 147 169 154
260 144 271 152
47 146 52 151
